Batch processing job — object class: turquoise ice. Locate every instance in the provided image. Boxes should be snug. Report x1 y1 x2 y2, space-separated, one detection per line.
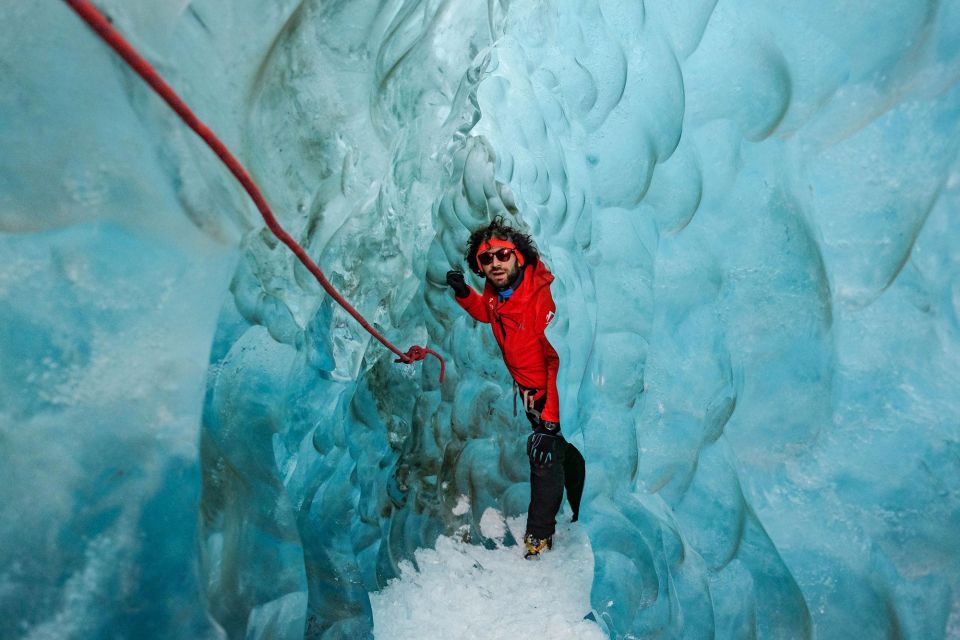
1 1 958 638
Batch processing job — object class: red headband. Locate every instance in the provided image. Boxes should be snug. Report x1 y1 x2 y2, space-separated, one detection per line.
476 238 525 266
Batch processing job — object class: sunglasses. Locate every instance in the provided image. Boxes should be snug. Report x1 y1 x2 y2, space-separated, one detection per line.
478 248 516 266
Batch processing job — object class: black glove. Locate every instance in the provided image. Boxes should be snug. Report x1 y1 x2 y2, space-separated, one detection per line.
527 421 562 469
446 270 470 298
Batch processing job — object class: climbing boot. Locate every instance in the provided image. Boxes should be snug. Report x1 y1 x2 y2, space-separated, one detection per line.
523 534 553 559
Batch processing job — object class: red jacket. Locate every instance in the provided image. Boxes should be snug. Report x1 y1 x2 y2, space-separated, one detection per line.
456 262 561 422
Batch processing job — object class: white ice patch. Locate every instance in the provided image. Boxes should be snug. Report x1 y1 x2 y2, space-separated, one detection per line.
451 494 470 516
479 507 506 542
370 515 603 640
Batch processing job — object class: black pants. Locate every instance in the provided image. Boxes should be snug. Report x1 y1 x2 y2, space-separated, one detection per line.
522 389 566 539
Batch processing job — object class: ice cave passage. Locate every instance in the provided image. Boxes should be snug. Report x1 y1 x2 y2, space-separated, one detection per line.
1 1 959 638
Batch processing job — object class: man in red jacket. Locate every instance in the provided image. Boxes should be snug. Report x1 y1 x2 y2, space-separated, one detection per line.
446 217 584 559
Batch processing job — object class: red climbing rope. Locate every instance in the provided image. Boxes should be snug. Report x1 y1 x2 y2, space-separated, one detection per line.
62 0 444 383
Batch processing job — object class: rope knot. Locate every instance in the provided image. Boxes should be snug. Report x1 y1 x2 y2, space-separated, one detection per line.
395 345 445 383
402 346 428 362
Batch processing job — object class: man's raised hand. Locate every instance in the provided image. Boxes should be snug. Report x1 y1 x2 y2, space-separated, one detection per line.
445 270 470 298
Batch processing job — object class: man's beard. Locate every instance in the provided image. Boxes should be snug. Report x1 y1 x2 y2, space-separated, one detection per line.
489 263 521 291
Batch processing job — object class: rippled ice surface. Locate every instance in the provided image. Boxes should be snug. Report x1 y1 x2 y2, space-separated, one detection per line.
1 1 959 638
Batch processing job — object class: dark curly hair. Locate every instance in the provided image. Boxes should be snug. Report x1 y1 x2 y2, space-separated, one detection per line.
464 216 540 276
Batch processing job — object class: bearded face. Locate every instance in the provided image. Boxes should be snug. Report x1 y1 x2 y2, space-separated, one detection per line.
478 246 521 290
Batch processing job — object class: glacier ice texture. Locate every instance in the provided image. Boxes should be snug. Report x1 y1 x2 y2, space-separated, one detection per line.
1 0 959 638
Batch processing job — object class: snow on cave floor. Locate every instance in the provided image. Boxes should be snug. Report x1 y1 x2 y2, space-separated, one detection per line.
370 508 605 640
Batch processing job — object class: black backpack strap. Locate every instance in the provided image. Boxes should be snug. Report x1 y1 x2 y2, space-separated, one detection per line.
563 442 586 522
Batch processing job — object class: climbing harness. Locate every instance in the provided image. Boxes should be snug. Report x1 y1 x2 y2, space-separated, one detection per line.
512 381 544 419
62 0 444 383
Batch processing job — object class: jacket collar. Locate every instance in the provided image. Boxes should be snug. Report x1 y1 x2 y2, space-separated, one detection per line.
496 266 525 301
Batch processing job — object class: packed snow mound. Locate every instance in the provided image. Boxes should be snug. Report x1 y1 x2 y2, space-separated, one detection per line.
1 1 958 639
371 516 602 640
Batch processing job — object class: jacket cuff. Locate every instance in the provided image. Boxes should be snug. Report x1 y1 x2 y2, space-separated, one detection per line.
539 420 561 432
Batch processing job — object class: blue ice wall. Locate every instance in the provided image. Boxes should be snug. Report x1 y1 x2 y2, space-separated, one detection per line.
2 1 959 639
